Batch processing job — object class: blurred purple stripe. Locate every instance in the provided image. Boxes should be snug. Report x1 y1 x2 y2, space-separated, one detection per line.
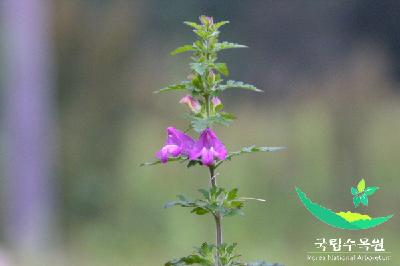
1 0 55 251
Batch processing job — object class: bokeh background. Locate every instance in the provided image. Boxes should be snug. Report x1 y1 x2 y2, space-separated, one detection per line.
1 1 400 265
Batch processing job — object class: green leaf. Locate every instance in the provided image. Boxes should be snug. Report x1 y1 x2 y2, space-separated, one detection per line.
257 146 286 152
191 207 209 215
155 82 188 93
365 186 379 196
227 188 238 201
198 189 210 199
217 80 263 93
165 254 211 266
190 63 207 75
197 242 214 257
219 112 236 121
140 156 187 166
183 21 202 30
215 145 285 168
190 117 211 133
186 160 201 168
357 178 366 193
215 63 229 76
213 21 229 29
171 44 195 55
187 113 236 133
164 196 196 209
360 193 369 206
214 103 224 112
351 187 358 196
353 195 361 208
215 41 247 51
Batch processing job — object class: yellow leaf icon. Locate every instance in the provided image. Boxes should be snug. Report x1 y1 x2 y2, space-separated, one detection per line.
357 178 366 193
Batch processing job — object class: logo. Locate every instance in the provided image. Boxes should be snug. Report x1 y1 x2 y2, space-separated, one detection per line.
295 178 394 230
306 237 391 262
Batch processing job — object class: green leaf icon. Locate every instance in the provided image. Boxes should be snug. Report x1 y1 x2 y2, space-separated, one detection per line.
351 187 358 196
365 186 379 196
357 178 366 193
353 196 361 208
360 193 369 206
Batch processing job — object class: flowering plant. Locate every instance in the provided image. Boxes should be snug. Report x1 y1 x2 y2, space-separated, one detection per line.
143 16 285 266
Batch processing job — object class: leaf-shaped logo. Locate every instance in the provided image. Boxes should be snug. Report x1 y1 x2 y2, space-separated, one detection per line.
351 178 379 208
357 178 365 193
365 186 379 196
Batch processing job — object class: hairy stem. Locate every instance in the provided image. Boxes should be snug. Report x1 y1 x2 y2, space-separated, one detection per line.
205 94 211 118
209 166 222 266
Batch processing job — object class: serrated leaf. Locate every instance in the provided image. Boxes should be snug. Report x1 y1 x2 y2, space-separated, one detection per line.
188 113 235 132
360 193 369 206
183 21 202 30
190 117 211 132
220 112 236 121
140 156 187 166
164 197 196 209
171 44 195 55
165 254 211 266
351 187 358 196
191 207 209 215
187 160 201 168
227 188 238 201
217 80 263 93
155 82 188 93
216 146 285 167
257 147 286 152
215 103 224 112
357 178 366 193
213 21 229 29
215 63 229 76
353 195 361 208
215 41 247 51
365 186 379 196
190 63 207 75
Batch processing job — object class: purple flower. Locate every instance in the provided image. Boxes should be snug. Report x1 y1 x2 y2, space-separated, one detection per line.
180 95 201 113
190 128 227 166
156 127 195 163
211 96 222 107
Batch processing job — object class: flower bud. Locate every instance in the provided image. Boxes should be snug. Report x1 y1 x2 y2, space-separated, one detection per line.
211 97 222 107
208 70 216 84
199 15 213 26
179 95 201 113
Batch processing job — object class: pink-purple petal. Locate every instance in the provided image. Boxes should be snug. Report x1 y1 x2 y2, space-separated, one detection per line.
201 147 214 166
189 128 227 166
156 127 195 163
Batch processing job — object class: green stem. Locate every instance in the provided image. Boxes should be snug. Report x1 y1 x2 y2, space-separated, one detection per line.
205 94 211 118
209 166 222 266
203 42 220 264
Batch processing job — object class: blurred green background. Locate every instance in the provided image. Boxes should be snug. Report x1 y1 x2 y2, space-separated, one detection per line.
1 1 400 265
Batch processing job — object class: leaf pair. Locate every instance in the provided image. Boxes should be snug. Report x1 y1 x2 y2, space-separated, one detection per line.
351 178 379 208
186 112 236 132
164 187 265 218
165 242 283 266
